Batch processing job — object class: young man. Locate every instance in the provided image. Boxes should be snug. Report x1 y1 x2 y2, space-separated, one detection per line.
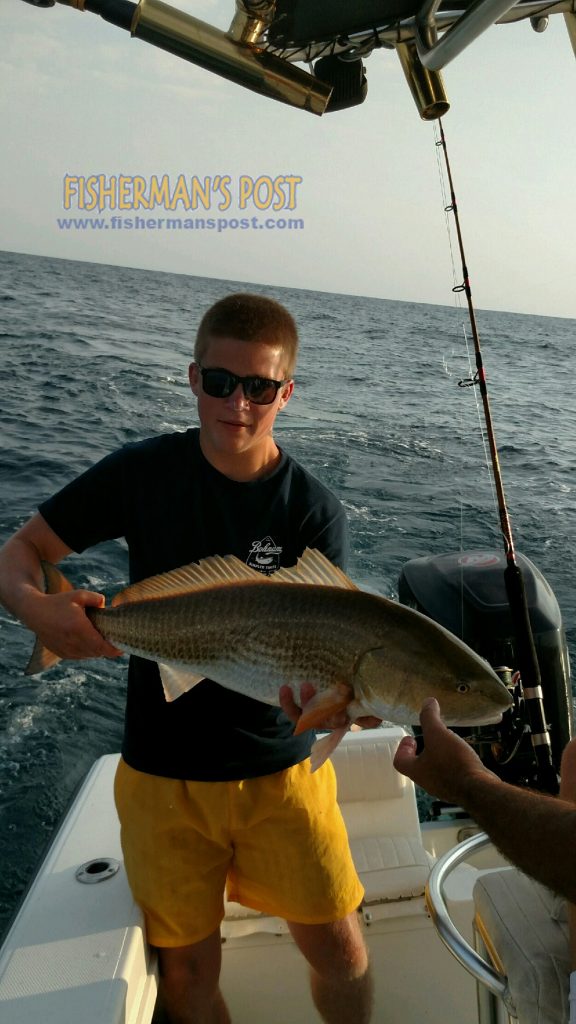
0 294 372 1024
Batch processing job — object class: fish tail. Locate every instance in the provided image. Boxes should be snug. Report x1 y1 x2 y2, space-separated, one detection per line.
24 561 73 676
25 638 61 676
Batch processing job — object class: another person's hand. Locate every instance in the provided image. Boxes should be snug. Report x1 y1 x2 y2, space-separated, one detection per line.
393 696 495 802
279 682 382 732
559 739 576 804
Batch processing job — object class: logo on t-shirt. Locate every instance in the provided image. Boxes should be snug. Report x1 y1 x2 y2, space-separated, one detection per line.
247 537 282 574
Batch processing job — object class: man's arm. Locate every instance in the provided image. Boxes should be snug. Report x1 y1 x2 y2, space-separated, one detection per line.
0 513 121 662
394 698 576 903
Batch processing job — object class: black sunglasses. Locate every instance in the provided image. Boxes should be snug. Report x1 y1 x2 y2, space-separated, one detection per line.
199 366 288 406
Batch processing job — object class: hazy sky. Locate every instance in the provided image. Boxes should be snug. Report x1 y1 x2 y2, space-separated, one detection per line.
1 1 575 317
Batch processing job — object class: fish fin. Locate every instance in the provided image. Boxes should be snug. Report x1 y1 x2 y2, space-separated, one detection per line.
24 562 73 675
40 560 75 595
25 637 61 676
158 663 206 702
346 699 374 723
273 549 359 590
111 555 265 607
310 727 350 771
111 548 356 607
293 685 353 735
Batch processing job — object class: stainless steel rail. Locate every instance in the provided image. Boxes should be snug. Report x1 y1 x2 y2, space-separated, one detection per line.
425 831 516 1012
415 0 521 69
268 2 572 62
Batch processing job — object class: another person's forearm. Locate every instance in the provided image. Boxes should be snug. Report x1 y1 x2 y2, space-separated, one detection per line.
453 770 576 902
394 699 576 903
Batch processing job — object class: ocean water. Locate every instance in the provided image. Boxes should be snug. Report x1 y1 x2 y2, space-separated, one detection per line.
0 249 574 938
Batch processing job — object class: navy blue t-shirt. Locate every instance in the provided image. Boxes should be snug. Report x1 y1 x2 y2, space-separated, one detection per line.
39 428 349 780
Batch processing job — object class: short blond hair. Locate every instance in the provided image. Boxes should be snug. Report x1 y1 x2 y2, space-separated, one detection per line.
195 293 299 377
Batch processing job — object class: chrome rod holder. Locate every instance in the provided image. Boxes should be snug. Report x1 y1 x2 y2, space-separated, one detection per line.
131 0 331 114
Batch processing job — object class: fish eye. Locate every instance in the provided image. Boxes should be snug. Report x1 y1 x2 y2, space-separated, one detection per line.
457 683 470 693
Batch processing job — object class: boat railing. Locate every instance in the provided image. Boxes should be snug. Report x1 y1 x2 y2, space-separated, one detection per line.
425 831 516 1013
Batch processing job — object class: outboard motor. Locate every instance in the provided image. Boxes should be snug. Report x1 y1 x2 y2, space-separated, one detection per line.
398 550 572 791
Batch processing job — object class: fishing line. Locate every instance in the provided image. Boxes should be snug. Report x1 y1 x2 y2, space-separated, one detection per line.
433 127 497 513
434 132 469 576
434 120 559 794
434 126 497 643
433 127 496 512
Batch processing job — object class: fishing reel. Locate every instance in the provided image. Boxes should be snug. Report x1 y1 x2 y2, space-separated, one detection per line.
424 661 563 822
454 668 538 788
423 668 530 821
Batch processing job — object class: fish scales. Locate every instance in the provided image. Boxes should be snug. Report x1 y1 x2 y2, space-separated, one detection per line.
26 549 513 736
88 583 367 703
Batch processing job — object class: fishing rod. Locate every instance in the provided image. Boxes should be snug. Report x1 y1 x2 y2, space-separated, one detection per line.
435 120 560 795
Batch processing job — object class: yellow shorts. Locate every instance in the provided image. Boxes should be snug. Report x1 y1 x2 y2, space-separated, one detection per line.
114 757 364 948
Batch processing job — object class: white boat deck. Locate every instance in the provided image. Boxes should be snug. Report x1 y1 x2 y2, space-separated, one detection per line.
0 727 510 1024
0 755 157 1024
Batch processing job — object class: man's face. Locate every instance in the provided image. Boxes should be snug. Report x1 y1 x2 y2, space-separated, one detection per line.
188 335 294 468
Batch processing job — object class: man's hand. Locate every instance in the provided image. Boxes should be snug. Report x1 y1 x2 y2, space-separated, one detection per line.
393 697 495 803
0 515 122 664
23 588 123 662
279 683 382 732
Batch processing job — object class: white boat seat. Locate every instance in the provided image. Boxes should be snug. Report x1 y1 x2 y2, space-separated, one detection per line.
473 866 570 1023
350 834 431 904
331 727 432 906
